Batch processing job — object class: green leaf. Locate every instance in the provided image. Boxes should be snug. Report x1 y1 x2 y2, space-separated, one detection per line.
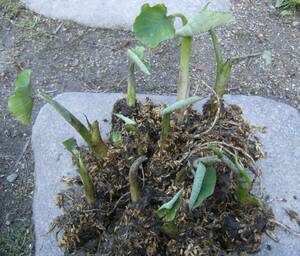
261 50 272 65
160 96 203 116
158 189 183 222
280 10 293 16
275 0 285 8
63 137 78 155
176 7 234 37
114 113 136 126
127 47 151 75
112 131 122 145
189 162 217 210
8 69 33 125
133 3 175 48
235 186 262 207
38 92 92 146
63 137 95 205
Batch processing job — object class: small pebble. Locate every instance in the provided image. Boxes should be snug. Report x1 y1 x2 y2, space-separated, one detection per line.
292 21 299 27
6 173 18 183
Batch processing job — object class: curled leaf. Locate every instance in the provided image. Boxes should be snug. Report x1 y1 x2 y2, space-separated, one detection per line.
176 7 234 37
158 189 183 222
134 3 175 48
160 96 203 116
63 137 78 155
127 47 151 75
115 113 136 126
189 163 217 210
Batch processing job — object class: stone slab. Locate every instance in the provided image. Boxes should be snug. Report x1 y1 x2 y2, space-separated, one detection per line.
21 0 231 30
32 93 300 256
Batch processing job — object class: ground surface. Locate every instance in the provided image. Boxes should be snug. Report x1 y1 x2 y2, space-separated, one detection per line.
0 0 299 255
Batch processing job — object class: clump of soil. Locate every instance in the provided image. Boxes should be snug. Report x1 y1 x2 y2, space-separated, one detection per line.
53 98 274 255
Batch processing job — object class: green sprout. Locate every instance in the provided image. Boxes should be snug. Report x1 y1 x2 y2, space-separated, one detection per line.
158 189 183 222
209 29 272 112
129 155 148 203
134 3 234 102
189 161 216 210
127 46 151 107
63 138 95 206
114 113 137 132
160 96 203 145
209 145 262 207
8 69 108 160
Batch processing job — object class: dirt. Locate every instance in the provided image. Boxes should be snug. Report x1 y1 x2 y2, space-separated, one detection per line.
0 0 299 254
53 98 274 255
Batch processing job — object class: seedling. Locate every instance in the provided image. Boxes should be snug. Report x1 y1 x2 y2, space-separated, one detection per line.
209 29 272 111
134 3 234 102
209 145 261 207
160 96 203 145
111 131 122 145
157 189 183 222
114 113 137 132
189 161 216 210
129 155 148 203
8 69 108 160
126 46 151 107
63 138 95 205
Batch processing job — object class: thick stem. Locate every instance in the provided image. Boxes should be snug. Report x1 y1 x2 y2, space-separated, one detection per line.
77 157 95 206
129 156 147 203
161 114 171 147
176 36 193 101
127 63 136 108
91 121 108 159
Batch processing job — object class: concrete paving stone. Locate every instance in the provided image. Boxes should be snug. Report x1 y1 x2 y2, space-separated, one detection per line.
22 0 231 29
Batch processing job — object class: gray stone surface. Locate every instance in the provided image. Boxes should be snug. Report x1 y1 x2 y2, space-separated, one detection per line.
21 0 231 30
32 93 300 256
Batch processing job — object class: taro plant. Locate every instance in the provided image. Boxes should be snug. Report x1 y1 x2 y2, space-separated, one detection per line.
160 96 203 145
157 189 183 235
63 138 95 205
126 46 151 107
209 30 272 111
189 161 217 210
114 113 137 132
129 155 148 203
134 3 234 102
208 145 262 207
8 69 108 160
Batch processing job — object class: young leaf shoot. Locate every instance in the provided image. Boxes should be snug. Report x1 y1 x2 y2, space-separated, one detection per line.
63 138 95 205
189 162 217 210
127 46 151 107
158 189 183 222
8 69 108 160
160 96 203 145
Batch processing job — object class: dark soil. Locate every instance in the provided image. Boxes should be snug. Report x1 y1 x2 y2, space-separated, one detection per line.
53 98 274 255
0 0 299 254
